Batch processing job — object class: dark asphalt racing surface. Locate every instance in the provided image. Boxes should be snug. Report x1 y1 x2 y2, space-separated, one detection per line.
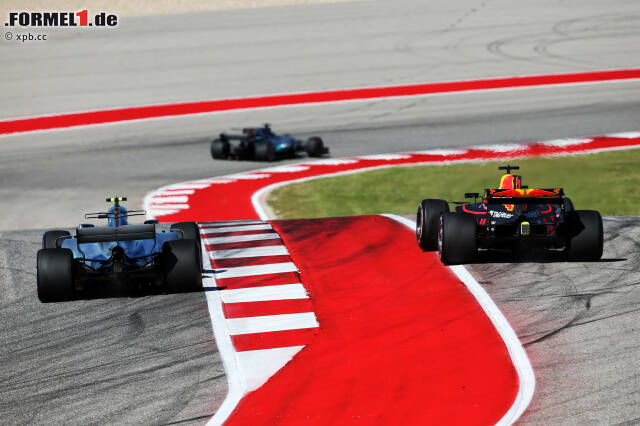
0 231 226 425
2 0 640 424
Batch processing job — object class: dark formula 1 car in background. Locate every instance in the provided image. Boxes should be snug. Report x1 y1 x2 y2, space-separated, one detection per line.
37 197 202 302
210 124 328 161
416 165 603 265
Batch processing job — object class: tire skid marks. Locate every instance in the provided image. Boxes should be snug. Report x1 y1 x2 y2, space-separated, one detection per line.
200 219 319 395
144 133 640 220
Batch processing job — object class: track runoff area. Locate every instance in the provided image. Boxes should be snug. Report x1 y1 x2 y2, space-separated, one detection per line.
13 69 638 424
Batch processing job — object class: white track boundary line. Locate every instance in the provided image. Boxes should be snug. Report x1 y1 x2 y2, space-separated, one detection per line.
200 234 246 426
383 214 535 426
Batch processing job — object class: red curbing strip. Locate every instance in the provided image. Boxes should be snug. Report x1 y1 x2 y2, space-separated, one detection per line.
2 68 640 135
223 299 315 319
231 328 320 352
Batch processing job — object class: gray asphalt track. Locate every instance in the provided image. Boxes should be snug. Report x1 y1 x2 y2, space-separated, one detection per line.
469 216 640 425
0 230 226 425
1 0 640 424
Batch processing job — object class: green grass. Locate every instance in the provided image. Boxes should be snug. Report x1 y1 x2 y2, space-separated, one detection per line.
267 149 640 218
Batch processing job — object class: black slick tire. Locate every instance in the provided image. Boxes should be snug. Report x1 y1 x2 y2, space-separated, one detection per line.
162 240 202 292
566 210 603 261
171 222 201 245
305 137 325 157
438 212 477 265
211 138 230 159
254 141 276 161
42 230 70 249
171 222 202 266
37 248 75 302
563 197 575 212
416 199 449 251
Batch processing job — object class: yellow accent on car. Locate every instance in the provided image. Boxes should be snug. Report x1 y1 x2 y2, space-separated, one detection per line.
520 221 530 236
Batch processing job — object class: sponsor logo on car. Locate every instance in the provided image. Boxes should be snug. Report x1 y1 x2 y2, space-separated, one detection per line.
489 211 514 219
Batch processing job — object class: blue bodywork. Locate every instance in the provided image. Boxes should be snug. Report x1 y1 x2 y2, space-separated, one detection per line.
61 205 178 270
240 126 300 154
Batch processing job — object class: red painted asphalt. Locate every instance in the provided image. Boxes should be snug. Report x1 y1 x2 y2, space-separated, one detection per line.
224 216 518 425
2 68 639 135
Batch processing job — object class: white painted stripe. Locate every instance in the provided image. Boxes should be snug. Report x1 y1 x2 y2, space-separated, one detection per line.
149 203 190 209
225 173 271 180
212 245 288 259
165 182 211 189
261 165 310 173
205 233 280 244
237 346 305 392
221 284 307 303
540 137 592 147
410 148 466 155
206 224 272 233
358 153 411 160
199 238 246 426
214 262 298 279
301 158 359 166
147 208 181 215
206 179 235 184
606 131 640 139
383 214 535 426
227 312 318 335
473 144 522 152
157 189 195 195
201 220 266 227
150 195 188 203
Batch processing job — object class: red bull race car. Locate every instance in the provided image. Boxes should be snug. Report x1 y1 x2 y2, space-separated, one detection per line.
37 197 202 302
416 165 603 265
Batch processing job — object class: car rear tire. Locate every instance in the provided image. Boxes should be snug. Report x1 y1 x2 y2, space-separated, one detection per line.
254 141 276 161
42 230 71 249
211 138 230 159
439 212 477 265
162 239 202 292
171 222 201 244
416 199 449 251
37 248 75 302
563 197 574 212
171 222 202 266
566 210 603 261
305 137 325 157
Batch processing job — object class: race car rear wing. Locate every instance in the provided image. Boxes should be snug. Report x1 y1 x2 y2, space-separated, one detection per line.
76 224 156 244
84 210 146 220
484 188 564 205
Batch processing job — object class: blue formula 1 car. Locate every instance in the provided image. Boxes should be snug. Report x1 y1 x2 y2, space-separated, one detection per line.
416 165 603 265
210 124 328 161
36 197 202 302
